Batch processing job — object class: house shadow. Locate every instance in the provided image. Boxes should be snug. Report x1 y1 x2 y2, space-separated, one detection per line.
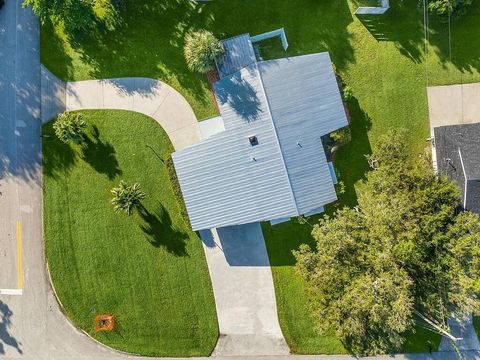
81 125 121 180
200 224 270 267
0 301 22 355
138 205 188 256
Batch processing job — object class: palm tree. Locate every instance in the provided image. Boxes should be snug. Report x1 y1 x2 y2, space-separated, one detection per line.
111 181 145 215
184 30 223 73
53 112 87 145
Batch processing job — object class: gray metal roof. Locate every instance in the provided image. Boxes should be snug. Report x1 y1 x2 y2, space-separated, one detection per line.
173 51 347 230
259 53 348 213
215 34 256 78
434 123 480 214
172 64 297 231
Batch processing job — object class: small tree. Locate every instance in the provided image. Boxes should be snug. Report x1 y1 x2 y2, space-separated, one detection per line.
295 129 480 355
53 112 87 145
111 180 145 215
184 30 223 73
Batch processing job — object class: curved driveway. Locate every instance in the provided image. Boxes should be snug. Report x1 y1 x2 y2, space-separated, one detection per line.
41 70 201 150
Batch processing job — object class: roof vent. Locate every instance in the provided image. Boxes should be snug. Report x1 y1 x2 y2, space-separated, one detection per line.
249 136 259 146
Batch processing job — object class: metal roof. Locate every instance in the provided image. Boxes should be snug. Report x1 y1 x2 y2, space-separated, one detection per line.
215 34 256 78
172 64 297 231
258 53 348 213
173 51 347 230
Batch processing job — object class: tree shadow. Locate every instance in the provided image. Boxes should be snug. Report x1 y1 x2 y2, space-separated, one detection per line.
81 125 121 180
331 96 373 208
61 0 213 108
42 121 77 180
356 2 425 64
138 205 188 256
40 20 75 80
251 0 356 71
0 301 22 355
214 68 262 123
427 3 480 75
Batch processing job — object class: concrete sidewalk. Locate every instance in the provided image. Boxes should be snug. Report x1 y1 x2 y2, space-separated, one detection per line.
200 224 290 356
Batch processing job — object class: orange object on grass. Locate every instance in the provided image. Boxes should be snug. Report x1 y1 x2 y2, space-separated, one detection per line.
94 314 115 332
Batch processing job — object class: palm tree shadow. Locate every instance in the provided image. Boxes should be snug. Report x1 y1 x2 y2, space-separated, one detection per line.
0 301 22 355
138 205 188 256
81 125 122 180
42 122 77 180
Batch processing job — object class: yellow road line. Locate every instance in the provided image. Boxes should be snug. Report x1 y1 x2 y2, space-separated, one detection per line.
16 221 23 289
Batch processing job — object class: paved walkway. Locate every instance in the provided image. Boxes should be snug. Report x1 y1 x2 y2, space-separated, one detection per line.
200 224 289 356
41 69 201 150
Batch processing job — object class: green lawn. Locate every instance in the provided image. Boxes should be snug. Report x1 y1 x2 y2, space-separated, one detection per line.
43 110 218 357
40 0 480 355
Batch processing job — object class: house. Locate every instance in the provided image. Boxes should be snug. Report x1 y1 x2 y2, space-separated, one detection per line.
172 34 348 231
434 123 480 214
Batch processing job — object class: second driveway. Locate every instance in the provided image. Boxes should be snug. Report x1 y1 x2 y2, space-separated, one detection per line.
200 223 289 356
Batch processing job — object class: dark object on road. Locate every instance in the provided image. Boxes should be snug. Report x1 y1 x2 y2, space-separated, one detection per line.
0 0 4 9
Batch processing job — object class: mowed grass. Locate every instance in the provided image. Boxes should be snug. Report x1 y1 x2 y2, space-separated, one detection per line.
43 110 218 356
40 0 480 354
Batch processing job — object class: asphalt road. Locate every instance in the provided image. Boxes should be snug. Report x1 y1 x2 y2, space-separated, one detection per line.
0 1 116 358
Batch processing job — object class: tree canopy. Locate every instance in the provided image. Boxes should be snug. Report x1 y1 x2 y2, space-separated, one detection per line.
23 0 123 32
295 129 480 355
427 0 474 17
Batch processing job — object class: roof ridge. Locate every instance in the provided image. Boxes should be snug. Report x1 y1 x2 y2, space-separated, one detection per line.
255 63 300 216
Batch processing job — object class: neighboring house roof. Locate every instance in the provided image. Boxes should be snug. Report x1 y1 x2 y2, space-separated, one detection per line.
215 34 256 78
172 37 347 231
434 123 480 214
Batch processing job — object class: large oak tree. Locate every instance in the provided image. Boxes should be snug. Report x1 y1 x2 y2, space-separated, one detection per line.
295 129 480 355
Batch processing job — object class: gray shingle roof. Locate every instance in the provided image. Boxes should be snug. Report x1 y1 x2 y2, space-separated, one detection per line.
173 50 347 230
215 34 256 78
434 123 480 214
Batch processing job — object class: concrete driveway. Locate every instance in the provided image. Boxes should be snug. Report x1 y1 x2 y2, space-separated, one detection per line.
200 224 289 356
41 69 201 150
427 83 480 134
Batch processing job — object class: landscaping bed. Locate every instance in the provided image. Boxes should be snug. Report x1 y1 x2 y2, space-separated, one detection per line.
43 110 218 356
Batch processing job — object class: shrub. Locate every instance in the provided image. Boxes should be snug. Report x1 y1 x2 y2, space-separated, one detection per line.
111 180 145 215
53 112 87 145
342 85 353 101
330 127 351 145
184 30 223 73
